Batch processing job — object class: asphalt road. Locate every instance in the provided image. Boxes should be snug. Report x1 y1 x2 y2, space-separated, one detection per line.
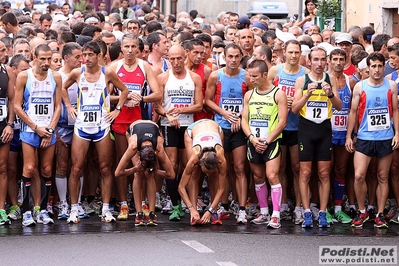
1 213 398 266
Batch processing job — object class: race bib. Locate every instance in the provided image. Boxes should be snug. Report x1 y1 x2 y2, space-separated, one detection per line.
0 98 7 121
124 83 141 106
306 101 328 124
27 97 52 132
250 120 268 139
367 107 391 131
221 98 243 119
331 108 349 131
80 104 101 128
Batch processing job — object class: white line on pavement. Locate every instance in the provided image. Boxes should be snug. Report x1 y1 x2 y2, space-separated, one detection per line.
216 262 239 266
181 240 215 253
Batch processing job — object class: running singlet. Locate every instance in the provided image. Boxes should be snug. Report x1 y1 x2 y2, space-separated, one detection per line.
22 69 56 132
114 59 146 124
299 73 333 124
194 63 212 121
192 132 222 148
247 87 281 141
357 78 394 141
274 64 307 131
160 70 195 127
344 63 356 76
0 64 9 123
390 71 399 89
331 75 351 139
75 66 110 134
129 122 159 148
214 68 248 129
58 69 78 129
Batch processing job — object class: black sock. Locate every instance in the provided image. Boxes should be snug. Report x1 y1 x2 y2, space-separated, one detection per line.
87 195 95 204
22 176 31 213
166 174 181 206
239 206 245 211
40 176 52 210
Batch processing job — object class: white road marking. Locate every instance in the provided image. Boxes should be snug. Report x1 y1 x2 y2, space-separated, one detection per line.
216 262 239 266
181 240 214 253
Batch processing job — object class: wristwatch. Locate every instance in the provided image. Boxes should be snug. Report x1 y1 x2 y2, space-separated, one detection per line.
6 122 14 129
207 207 216 214
46 128 54 134
115 105 122 111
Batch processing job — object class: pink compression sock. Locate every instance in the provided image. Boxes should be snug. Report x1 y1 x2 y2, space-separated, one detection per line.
255 182 268 208
271 183 282 212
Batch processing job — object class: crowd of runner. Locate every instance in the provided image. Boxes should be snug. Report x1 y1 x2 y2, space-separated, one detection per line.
0 0 399 230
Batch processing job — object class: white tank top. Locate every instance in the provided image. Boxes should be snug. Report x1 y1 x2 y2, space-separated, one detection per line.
75 66 110 134
160 69 195 127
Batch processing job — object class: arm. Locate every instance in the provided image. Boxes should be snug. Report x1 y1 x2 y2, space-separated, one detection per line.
325 76 342 111
267 65 278 85
265 89 288 144
115 143 139 178
291 76 309 114
143 62 162 103
62 68 79 119
1 66 15 143
106 69 130 121
345 82 361 153
389 80 399 149
155 137 175 179
240 90 251 138
49 72 63 130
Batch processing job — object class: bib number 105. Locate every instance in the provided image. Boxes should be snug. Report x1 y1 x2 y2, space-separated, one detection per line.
35 104 48 115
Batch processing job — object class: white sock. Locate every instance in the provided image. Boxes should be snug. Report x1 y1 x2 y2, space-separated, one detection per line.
55 174 67 202
334 205 342 213
260 207 269 215
272 210 280 218
78 176 84 204
102 203 109 212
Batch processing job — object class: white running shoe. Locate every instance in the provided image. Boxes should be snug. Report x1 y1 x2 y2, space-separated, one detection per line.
311 206 319 221
251 213 271 225
22 211 36 227
293 208 304 225
37 210 54 224
268 216 281 229
101 210 116 223
155 192 162 211
236 210 248 225
78 203 89 219
67 210 80 224
58 203 69 220
161 196 172 214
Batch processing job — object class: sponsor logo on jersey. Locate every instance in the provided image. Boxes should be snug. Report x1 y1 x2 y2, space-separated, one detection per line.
81 105 101 111
307 101 327 107
250 120 268 127
171 97 191 104
0 98 6 105
333 109 349 115
32 97 51 103
221 98 242 105
126 83 141 91
368 108 388 115
278 78 295 86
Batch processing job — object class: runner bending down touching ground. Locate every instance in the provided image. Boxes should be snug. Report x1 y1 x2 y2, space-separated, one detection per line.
241 59 288 229
178 119 227 225
115 120 175 226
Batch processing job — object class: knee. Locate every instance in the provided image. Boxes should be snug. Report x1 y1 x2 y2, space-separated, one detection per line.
354 173 366 184
267 172 280 185
299 169 311 183
24 164 36 177
41 164 53 177
253 173 264 184
291 163 300 175
99 162 111 177
233 163 246 176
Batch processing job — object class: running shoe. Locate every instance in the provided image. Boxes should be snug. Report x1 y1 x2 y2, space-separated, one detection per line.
67 210 80 224
318 211 330 228
147 212 158 226
280 207 292 221
8 205 22 221
190 217 199 226
161 196 172 214
210 213 222 225
385 207 397 220
78 203 89 219
310 206 319 221
89 200 102 215
197 198 206 214
348 207 357 219
177 202 185 218
268 216 281 229
58 203 69 220
46 202 54 217
135 212 145 226
230 200 239 216
333 210 352 224
22 211 36 227
351 211 369 228
155 193 162 211
169 205 181 221
374 213 388 228
37 210 54 224
251 213 271 225
142 204 150 217
389 208 399 224
326 210 334 225
0 209 11 225
302 211 313 228
101 210 116 223
368 208 376 222
248 205 260 220
217 206 230 220
236 210 248 225
82 200 95 215
293 208 304 225
117 205 129 221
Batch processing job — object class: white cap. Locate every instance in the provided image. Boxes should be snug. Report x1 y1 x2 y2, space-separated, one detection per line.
301 45 310 56
358 58 368 70
193 17 204 24
275 28 296 43
53 14 67 22
317 42 336 56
